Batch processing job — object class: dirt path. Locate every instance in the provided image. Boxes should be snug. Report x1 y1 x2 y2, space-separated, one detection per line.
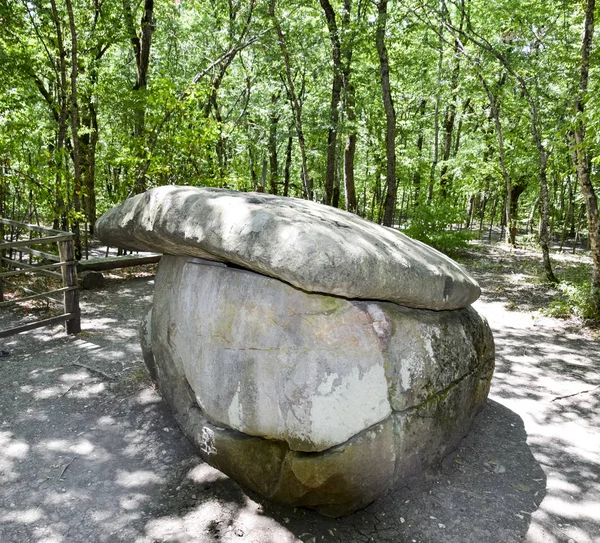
0 251 598 543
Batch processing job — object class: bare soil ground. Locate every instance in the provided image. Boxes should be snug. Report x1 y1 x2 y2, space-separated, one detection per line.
0 245 598 543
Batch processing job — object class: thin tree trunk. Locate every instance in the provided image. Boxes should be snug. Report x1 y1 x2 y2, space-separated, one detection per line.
320 0 343 207
478 192 487 233
284 133 293 197
449 24 556 279
429 22 443 204
123 0 155 193
466 194 474 229
342 0 358 213
49 0 69 232
85 0 107 235
260 158 267 193
574 0 600 313
211 94 227 180
527 196 539 234
478 74 515 246
414 99 426 203
65 0 82 259
88 96 98 231
560 179 574 251
269 0 312 200
539 152 557 282
249 142 258 191
344 100 358 211
268 92 280 195
440 36 463 198
376 0 397 227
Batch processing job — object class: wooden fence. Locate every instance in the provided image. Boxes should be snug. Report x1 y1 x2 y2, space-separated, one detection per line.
0 218 80 338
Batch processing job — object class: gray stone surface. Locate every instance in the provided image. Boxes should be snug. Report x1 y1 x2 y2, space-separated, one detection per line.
96 186 480 310
151 255 392 453
141 255 495 516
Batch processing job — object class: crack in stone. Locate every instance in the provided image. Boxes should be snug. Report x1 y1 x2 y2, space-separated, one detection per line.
396 361 485 415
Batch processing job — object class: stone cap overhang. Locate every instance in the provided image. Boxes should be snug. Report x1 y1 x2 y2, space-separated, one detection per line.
95 186 480 310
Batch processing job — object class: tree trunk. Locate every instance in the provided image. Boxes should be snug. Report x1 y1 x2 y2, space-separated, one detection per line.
414 99 426 203
49 0 69 232
342 0 358 213
123 0 155 193
84 0 108 235
269 0 312 200
249 142 258 191
284 133 293 197
87 95 99 232
65 0 82 259
539 151 557 282
574 0 600 313
376 0 397 227
508 181 526 246
466 194 474 229
268 92 280 195
210 94 227 180
440 40 462 198
260 158 267 193
319 0 343 207
344 104 358 211
428 23 443 204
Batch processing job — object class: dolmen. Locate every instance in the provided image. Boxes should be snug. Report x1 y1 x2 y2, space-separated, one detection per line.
96 186 494 517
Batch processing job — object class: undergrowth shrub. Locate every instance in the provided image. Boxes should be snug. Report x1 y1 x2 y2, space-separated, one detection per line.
403 203 476 256
544 263 596 319
545 280 595 319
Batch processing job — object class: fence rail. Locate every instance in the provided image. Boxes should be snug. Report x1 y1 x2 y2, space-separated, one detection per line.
0 218 80 338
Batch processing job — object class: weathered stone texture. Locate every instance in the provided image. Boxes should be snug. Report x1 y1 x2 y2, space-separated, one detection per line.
96 186 480 310
139 255 494 516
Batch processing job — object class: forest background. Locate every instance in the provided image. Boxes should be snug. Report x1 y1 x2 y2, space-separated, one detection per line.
1 0 600 317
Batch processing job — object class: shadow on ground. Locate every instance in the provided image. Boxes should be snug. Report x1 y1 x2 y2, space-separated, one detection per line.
476 302 600 543
138 399 545 543
1 267 598 542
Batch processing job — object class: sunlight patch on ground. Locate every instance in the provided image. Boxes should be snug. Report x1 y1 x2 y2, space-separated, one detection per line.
0 508 44 525
0 431 30 483
115 470 164 488
134 387 162 405
119 493 150 511
143 495 298 543
37 438 94 456
187 463 228 484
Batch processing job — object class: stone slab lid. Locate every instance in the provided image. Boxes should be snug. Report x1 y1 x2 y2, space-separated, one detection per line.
95 186 480 310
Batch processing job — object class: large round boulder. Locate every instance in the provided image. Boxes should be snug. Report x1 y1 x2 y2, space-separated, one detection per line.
96 186 494 516
140 255 493 516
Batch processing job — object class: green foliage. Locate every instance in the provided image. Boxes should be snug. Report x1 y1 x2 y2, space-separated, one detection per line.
544 264 596 320
0 0 597 305
403 201 476 255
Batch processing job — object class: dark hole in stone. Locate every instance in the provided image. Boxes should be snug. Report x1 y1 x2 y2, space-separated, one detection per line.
225 261 252 272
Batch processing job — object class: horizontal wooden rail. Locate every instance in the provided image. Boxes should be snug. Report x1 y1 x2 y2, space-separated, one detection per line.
77 254 162 272
9 246 61 262
0 286 76 308
16 285 63 306
0 217 67 236
0 313 77 339
0 257 68 279
1 233 73 249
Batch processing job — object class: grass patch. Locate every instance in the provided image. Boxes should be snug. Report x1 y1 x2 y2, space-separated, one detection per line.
544 263 596 319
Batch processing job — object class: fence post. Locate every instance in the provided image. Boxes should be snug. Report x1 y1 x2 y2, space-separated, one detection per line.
58 238 80 334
